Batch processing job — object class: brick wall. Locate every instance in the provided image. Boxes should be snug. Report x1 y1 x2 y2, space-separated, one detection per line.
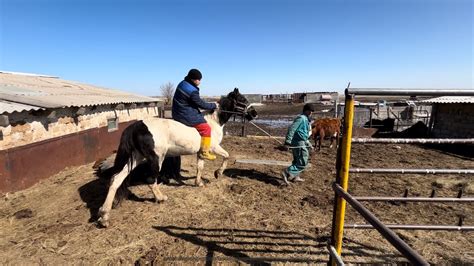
432 103 474 138
0 104 161 150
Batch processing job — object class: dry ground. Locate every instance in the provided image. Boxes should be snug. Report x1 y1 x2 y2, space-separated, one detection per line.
0 135 473 265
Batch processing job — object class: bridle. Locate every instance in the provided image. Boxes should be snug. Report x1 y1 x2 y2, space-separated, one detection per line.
218 97 250 117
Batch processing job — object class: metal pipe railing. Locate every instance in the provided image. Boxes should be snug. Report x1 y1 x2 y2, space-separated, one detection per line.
354 196 474 202
331 92 355 265
346 88 474 96
333 183 429 265
352 138 474 144
328 245 345 266
345 224 474 231
350 168 474 174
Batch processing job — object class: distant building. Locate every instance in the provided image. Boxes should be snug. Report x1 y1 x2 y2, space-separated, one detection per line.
423 96 474 138
242 94 262 104
304 92 338 103
0 71 164 192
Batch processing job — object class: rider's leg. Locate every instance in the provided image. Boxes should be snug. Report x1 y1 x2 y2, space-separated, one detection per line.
194 123 216 161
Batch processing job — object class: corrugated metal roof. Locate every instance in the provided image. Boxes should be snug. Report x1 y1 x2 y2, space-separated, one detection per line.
422 96 474 104
0 72 162 114
0 99 43 114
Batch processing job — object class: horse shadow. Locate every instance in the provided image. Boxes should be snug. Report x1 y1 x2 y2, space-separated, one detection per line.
223 168 283 186
151 225 328 265
78 156 190 223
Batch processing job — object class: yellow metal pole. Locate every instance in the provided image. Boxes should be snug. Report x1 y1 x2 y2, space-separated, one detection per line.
331 90 355 264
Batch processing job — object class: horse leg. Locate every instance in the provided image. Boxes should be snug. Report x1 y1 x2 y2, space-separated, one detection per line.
149 182 168 202
213 145 229 179
148 153 168 202
195 158 205 187
98 162 133 227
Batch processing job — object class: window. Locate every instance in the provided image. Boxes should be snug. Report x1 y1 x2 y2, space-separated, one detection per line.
107 117 118 132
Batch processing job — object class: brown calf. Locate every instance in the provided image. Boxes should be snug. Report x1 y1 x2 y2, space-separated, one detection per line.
311 118 341 150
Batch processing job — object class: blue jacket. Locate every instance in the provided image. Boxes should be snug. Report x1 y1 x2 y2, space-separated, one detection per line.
172 80 217 126
285 114 311 146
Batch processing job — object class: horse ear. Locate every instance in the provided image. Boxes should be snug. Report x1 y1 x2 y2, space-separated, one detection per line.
233 88 239 94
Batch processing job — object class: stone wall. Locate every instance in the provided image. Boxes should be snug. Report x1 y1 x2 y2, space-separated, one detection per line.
0 104 161 150
432 103 474 138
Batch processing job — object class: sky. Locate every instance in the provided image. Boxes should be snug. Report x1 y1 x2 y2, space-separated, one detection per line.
0 0 472 96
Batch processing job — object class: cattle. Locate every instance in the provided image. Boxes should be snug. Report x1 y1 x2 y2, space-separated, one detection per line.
311 118 341 151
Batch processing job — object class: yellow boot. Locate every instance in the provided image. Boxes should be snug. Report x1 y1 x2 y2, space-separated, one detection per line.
199 136 217 160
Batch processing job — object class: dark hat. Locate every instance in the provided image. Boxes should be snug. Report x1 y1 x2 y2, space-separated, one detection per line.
303 103 315 112
186 69 202 80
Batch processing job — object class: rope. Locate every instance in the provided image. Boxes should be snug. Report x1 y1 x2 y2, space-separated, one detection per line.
248 121 312 150
248 121 283 145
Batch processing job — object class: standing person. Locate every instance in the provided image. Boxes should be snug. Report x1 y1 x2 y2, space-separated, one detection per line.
282 103 314 184
172 68 218 160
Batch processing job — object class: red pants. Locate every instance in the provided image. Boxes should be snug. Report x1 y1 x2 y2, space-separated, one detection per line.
194 123 211 137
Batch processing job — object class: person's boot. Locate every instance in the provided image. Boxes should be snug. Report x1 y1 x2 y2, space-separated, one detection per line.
281 170 290 185
292 176 305 182
198 136 217 160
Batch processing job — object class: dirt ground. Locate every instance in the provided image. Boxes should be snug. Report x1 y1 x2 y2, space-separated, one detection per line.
0 132 473 264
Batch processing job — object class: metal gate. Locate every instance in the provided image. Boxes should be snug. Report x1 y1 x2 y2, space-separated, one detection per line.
329 88 474 265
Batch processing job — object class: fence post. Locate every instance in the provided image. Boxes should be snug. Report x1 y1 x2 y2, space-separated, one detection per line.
330 89 355 264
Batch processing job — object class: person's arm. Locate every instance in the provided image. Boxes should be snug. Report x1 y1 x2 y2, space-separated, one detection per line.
190 91 217 110
285 116 303 145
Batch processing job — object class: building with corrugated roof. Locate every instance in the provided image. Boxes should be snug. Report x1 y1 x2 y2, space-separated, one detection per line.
423 96 474 138
0 71 164 192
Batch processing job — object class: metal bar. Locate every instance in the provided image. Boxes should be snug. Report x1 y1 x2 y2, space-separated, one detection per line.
346 88 474 96
328 245 345 266
350 168 474 174
354 196 474 202
352 138 474 144
345 224 474 231
333 183 429 265
331 90 355 265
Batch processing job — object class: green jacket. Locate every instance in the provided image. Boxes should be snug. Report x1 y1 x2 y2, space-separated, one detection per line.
285 114 311 146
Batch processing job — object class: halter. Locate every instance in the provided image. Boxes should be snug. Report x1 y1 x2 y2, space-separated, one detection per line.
219 97 250 117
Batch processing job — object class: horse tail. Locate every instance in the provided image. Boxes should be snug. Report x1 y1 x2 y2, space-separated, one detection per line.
96 120 160 181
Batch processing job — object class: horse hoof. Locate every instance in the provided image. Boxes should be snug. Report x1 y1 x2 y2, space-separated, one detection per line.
97 217 109 228
196 181 204 187
158 195 168 202
214 170 222 179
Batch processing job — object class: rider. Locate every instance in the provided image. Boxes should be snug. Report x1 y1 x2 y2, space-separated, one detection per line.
172 68 218 160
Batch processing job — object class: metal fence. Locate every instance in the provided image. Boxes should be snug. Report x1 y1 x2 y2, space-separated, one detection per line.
329 88 474 265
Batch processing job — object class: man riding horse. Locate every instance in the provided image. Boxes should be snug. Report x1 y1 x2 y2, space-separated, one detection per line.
172 69 219 160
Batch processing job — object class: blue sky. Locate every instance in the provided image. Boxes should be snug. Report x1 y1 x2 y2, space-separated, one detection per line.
0 0 472 96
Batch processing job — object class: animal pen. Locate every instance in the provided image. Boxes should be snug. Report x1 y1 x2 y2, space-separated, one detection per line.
329 88 474 265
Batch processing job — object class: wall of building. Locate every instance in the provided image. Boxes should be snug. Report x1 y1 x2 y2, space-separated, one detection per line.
242 94 262 104
304 92 338 103
0 120 137 193
432 103 474 138
0 103 161 150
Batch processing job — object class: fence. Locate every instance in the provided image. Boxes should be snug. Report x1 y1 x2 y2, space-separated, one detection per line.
329 88 474 265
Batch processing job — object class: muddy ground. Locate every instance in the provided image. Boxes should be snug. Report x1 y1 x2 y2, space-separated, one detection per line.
0 131 473 264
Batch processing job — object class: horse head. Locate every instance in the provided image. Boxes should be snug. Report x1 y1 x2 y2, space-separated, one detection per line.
219 88 257 124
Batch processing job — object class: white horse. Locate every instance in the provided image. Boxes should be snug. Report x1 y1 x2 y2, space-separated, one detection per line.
96 88 257 227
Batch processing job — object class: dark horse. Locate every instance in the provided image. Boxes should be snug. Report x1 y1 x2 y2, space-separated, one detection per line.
96 88 257 227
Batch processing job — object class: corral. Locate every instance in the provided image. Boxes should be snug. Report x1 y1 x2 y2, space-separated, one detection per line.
0 101 473 264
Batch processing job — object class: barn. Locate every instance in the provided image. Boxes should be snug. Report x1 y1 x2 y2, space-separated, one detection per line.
0 71 164 193
424 96 474 138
